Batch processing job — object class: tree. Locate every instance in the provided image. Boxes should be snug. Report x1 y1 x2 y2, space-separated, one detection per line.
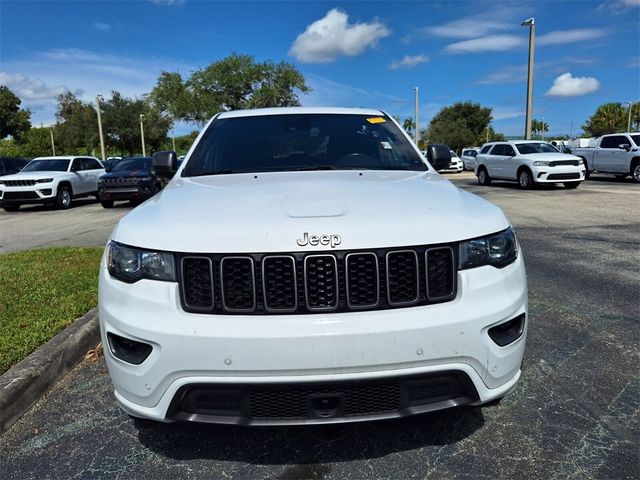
582 103 628 137
151 53 310 125
101 91 172 155
402 117 415 136
54 92 99 155
426 102 494 151
532 118 548 138
0 86 31 141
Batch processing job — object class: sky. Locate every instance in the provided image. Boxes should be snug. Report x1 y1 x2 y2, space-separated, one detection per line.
1 0 639 138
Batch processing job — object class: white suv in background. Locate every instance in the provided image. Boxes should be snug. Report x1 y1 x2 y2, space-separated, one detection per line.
461 148 480 171
0 156 104 211
475 141 585 189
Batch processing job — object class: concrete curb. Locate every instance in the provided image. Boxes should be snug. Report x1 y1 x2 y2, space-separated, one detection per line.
0 307 100 434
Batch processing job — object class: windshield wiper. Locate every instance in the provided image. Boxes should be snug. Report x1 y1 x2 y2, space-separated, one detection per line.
188 169 237 177
288 165 339 171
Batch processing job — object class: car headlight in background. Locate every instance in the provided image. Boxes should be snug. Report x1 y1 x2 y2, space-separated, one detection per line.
36 178 53 183
459 228 518 270
533 161 549 166
107 241 175 282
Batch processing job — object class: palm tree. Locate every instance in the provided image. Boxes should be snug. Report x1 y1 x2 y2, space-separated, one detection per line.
403 117 415 135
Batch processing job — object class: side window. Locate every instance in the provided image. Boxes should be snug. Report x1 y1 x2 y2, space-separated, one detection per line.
491 145 505 156
504 145 516 156
71 158 84 171
480 145 492 154
600 136 615 148
84 158 102 170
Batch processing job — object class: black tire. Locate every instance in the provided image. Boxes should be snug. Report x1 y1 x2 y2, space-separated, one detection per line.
2 205 20 212
477 167 491 186
518 168 534 189
100 200 114 208
632 162 640 183
563 182 581 189
55 185 72 210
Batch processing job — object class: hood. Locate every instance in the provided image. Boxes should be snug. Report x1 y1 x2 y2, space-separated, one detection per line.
101 169 152 179
519 153 582 161
112 170 510 253
0 171 72 180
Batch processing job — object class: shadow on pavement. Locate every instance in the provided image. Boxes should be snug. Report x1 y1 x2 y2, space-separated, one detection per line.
7 198 99 213
134 406 484 464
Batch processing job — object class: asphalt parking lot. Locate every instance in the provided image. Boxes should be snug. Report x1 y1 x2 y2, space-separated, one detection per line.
1 172 638 479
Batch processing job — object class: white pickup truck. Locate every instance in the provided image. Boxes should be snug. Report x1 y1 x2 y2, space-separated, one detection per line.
571 133 640 183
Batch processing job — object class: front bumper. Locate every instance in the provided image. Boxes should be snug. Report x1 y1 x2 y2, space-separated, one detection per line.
0 185 56 205
99 250 528 424
531 165 584 183
99 185 154 202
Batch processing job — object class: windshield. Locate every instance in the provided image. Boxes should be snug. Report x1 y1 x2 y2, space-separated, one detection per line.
112 157 151 172
630 134 640 147
515 143 560 154
22 159 70 172
183 114 426 177
450 150 459 158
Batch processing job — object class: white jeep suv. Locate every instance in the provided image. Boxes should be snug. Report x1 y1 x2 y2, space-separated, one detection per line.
475 141 585 189
100 107 527 425
0 156 104 211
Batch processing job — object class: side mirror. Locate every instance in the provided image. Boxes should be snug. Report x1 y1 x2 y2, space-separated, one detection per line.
152 151 178 179
618 144 631 151
426 144 452 171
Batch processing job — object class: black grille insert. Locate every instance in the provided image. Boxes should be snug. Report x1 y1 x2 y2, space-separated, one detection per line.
262 256 297 312
548 173 580 180
346 253 379 308
181 257 214 310
220 257 256 312
549 160 579 167
386 250 419 305
426 247 456 300
305 255 338 311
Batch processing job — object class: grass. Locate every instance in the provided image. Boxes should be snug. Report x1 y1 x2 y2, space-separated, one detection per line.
0 247 104 374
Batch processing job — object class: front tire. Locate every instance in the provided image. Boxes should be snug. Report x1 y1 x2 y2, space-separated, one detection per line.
632 162 640 183
477 167 491 186
518 169 534 189
100 200 114 208
563 182 581 189
2 205 20 212
582 159 590 179
55 185 72 210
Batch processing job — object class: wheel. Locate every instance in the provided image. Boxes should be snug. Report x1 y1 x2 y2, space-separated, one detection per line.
632 162 640 183
55 185 72 209
477 167 491 186
518 169 534 189
582 159 590 179
2 205 20 212
100 200 114 208
563 182 581 189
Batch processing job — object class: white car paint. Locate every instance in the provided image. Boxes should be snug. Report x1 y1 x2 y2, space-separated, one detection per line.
0 156 104 210
571 133 640 182
475 141 585 188
461 148 480 171
100 107 527 425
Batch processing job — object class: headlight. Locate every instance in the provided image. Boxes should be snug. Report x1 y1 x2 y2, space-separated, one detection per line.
107 241 175 283
459 228 518 270
36 178 53 183
533 161 549 166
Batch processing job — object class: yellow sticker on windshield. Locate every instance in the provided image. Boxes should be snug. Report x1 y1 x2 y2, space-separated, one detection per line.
366 117 386 124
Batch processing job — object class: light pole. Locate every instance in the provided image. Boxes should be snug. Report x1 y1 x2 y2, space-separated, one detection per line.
139 114 146 157
95 95 106 161
541 117 545 141
49 128 56 155
522 17 535 140
413 86 419 145
626 101 633 132
171 136 176 152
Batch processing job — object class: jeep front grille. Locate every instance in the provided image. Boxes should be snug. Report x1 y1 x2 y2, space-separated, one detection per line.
179 245 457 315
3 179 36 187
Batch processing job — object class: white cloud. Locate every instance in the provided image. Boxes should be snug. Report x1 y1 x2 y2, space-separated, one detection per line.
427 17 511 39
445 35 524 54
627 56 640 68
546 72 600 97
289 8 390 63
93 21 111 32
537 28 608 46
0 72 71 100
148 0 185 5
389 54 429 70
476 65 527 85
491 106 524 120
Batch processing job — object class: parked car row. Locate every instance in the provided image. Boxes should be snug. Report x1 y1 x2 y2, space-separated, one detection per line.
0 155 165 211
